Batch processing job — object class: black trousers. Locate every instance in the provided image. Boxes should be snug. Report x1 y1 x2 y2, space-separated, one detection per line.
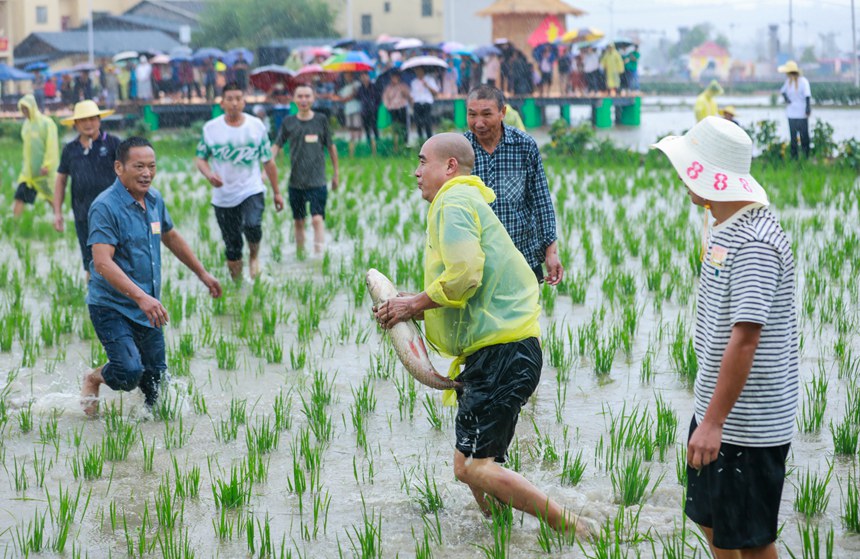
414 103 433 141
788 118 810 159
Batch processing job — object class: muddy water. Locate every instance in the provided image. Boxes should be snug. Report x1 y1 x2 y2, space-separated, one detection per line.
0 158 858 558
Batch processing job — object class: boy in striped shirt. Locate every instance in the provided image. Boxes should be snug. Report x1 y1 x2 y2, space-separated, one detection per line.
654 117 799 559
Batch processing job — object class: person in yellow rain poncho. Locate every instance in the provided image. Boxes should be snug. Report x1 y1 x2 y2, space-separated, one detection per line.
694 79 724 122
374 133 594 540
502 103 526 131
600 44 625 95
14 94 58 217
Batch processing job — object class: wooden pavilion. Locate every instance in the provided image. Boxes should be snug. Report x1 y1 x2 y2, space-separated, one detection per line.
477 0 585 58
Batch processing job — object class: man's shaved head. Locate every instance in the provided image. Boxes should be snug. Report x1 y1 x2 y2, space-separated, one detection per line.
424 133 475 175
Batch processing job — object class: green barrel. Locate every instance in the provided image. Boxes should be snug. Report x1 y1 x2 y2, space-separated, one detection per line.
594 98 613 129
211 104 224 118
522 98 541 129
620 97 641 126
377 104 391 129
560 104 571 124
453 98 467 129
143 105 159 131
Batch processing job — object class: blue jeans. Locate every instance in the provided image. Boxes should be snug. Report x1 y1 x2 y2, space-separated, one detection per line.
88 305 166 406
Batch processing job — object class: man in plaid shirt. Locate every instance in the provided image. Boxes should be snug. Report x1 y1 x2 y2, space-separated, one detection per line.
464 85 563 285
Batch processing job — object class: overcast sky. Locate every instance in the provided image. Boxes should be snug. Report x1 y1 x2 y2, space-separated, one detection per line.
568 0 857 54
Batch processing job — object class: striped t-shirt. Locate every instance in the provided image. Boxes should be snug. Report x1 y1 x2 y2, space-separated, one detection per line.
693 204 799 447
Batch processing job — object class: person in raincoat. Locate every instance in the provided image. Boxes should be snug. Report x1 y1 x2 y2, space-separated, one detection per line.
14 94 58 217
374 133 594 540
694 79 724 122
502 103 526 131
600 44 625 95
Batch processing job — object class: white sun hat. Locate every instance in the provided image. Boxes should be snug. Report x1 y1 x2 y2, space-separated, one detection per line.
651 116 768 206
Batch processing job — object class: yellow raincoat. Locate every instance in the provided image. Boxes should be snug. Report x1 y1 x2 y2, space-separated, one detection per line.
600 46 625 90
694 80 724 122
503 103 526 131
17 94 58 201
422 175 541 405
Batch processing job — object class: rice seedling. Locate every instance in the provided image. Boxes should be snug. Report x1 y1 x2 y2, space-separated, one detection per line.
785 521 834 559
301 490 332 541
215 335 239 370
163 415 194 450
639 349 655 383
17 401 33 433
842 466 860 533
560 448 587 486
798 361 829 433
793 463 833 517
474 500 512 559
393 370 418 421
347 496 384 559
829 417 859 456
593 335 617 377
157 526 195 559
211 463 253 509
273 389 292 431
246 416 280 454
413 465 444 514
611 452 661 506
669 319 697 384
70 444 104 480
655 395 679 461
154 476 182 530
14 508 47 556
422 394 443 431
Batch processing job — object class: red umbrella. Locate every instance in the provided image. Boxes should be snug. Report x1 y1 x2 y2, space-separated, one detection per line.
249 65 295 92
294 64 336 82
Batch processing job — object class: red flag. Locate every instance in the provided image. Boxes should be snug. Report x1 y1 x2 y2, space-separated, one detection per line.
528 16 566 47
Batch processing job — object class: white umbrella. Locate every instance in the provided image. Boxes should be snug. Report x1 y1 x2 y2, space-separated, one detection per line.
394 38 424 50
150 54 171 65
112 50 138 63
401 55 447 70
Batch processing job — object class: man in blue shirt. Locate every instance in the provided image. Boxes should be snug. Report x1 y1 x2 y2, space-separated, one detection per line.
81 137 222 416
464 85 563 285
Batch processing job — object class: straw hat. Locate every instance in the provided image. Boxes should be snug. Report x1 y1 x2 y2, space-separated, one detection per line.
651 116 768 206
60 100 115 126
778 60 801 74
719 105 737 117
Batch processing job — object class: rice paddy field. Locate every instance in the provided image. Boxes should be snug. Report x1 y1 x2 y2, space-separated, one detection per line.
0 134 858 558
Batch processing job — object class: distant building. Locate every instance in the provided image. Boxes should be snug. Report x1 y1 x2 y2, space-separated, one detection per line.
14 30 181 69
688 41 731 82
0 0 199 65
327 0 494 45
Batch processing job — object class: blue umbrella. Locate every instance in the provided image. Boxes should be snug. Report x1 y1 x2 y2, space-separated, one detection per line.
24 62 49 72
224 48 254 66
532 43 558 63
472 45 501 58
193 48 226 63
0 64 34 81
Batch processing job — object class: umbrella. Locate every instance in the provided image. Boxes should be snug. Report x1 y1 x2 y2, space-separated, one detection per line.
24 62 49 72
561 27 605 43
374 66 415 90
224 48 254 66
322 51 375 73
400 55 447 71
394 38 423 50
170 46 193 58
150 54 171 65
472 45 502 58
250 65 295 92
193 48 226 62
0 64 33 81
303 46 332 60
294 64 336 82
112 51 138 63
609 37 638 49
532 43 558 63
376 34 404 44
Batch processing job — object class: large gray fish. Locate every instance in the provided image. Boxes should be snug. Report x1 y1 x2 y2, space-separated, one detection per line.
366 269 458 390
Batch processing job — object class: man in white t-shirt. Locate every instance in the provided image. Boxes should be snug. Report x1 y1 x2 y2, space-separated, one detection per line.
410 67 439 142
654 116 798 559
196 82 284 280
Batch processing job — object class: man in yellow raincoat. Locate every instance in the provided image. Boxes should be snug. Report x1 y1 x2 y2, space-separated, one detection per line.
374 133 593 539
600 44 625 95
14 94 58 217
694 79 724 122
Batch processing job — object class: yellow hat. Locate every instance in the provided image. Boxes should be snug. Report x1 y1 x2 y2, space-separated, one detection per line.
60 100 115 126
720 105 737 117
777 60 801 74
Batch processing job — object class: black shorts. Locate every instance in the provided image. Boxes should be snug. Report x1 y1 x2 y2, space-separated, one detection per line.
15 182 37 204
213 193 265 262
455 337 542 463
685 417 790 550
288 186 327 220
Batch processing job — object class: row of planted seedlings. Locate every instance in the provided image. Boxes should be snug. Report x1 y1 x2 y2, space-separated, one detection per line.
2 144 860 556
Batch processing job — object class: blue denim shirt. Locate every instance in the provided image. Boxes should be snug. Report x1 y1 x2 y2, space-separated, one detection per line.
86 179 174 327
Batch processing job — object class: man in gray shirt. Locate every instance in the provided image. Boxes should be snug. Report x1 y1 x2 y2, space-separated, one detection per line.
273 85 339 256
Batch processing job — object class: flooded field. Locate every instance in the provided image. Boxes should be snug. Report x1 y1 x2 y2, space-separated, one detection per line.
0 139 858 558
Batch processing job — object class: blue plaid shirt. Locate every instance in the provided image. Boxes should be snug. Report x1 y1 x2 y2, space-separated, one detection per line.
465 125 558 269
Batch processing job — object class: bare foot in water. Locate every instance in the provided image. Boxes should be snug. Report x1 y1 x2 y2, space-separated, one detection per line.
563 510 599 541
81 366 104 417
